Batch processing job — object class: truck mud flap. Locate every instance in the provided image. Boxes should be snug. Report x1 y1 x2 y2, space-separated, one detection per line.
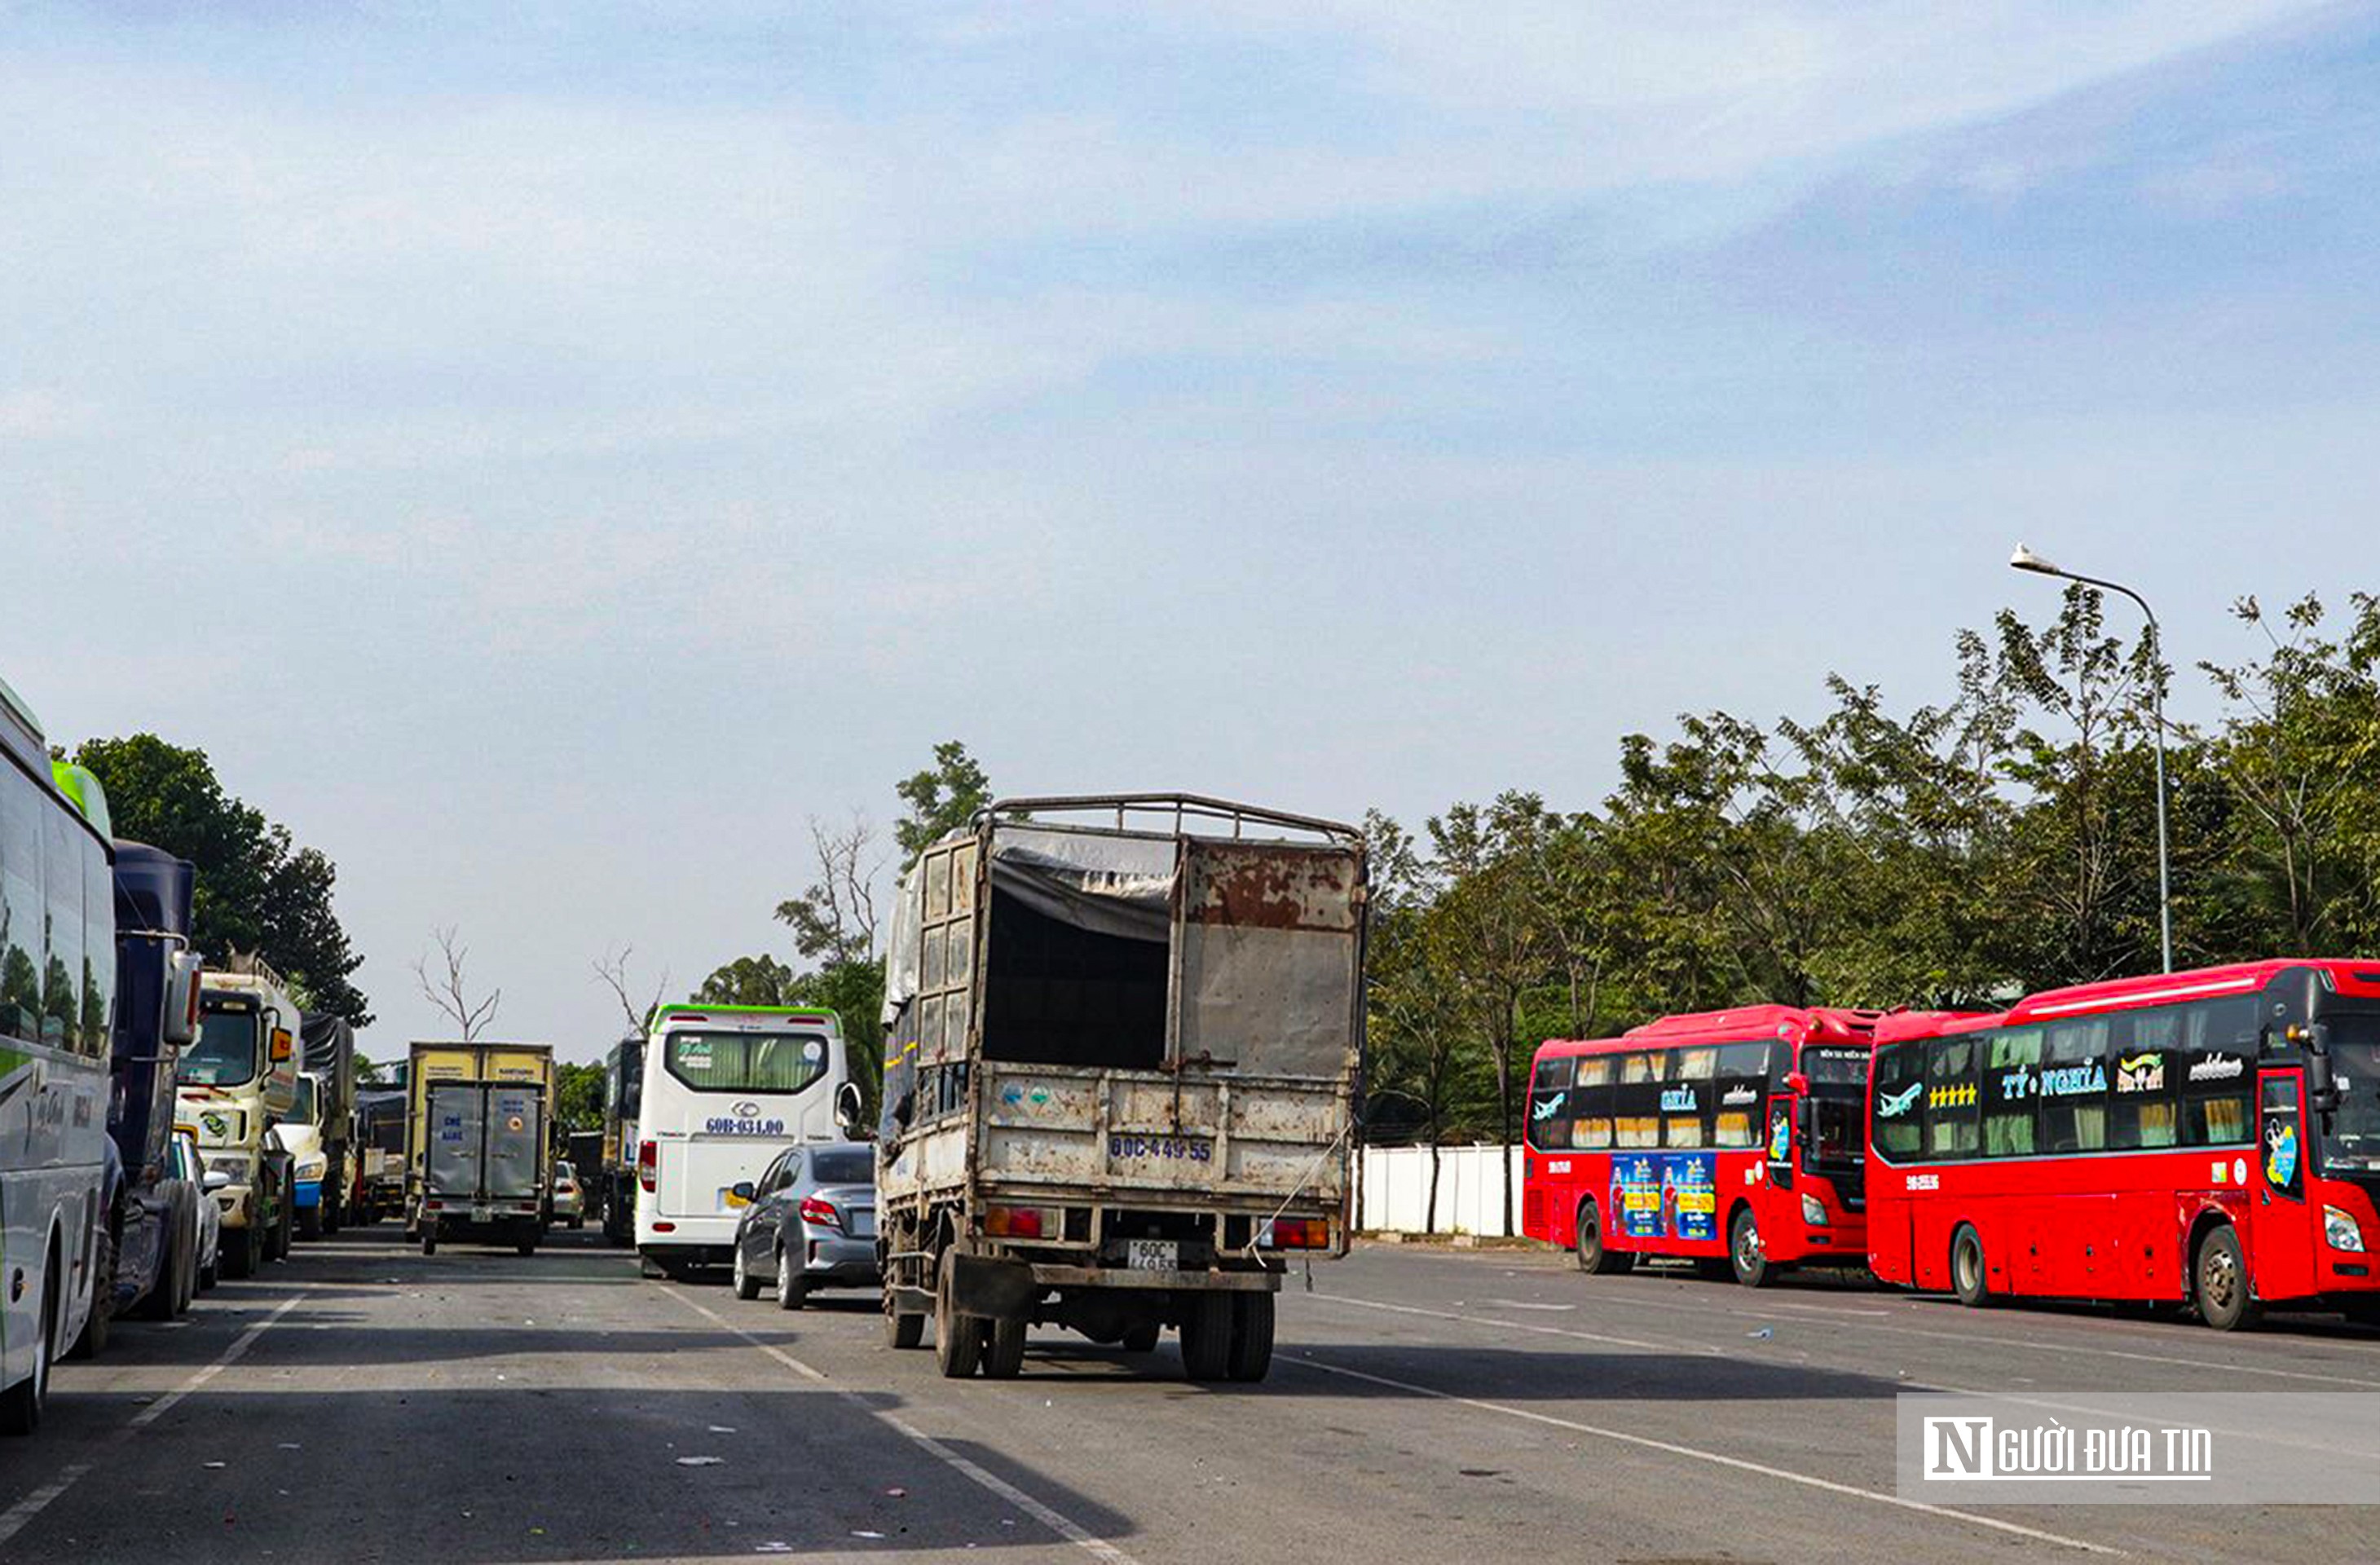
950 1253 1038 1321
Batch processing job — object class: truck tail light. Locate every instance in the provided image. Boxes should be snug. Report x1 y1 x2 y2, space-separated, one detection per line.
637 1140 657 1192
984 1204 1058 1239
1260 1218 1330 1250
798 1196 843 1231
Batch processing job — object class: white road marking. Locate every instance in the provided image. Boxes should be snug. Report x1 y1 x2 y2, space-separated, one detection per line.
1316 1290 1718 1355
0 1292 303 1549
1286 1352 2122 1556
663 1288 1142 1565
1376 1258 2380 1391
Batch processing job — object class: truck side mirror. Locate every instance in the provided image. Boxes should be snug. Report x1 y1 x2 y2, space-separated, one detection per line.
835 1081 866 1139
203 1169 231 1192
164 950 204 1047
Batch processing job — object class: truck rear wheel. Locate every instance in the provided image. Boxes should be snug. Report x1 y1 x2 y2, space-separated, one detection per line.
884 1296 926 1350
1178 1292 1231 1382
981 1316 1026 1378
139 1219 185 1320
934 1253 982 1378
1226 1292 1275 1382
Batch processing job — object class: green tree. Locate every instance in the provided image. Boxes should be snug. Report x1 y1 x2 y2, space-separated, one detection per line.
553 1062 604 1134
695 954 797 1006
74 734 371 1024
894 741 991 863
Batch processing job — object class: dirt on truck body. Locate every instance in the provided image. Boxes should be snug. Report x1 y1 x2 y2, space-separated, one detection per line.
875 794 1368 1383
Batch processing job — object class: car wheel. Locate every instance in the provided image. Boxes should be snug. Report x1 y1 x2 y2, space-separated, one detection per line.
731 1243 762 1302
775 1248 808 1312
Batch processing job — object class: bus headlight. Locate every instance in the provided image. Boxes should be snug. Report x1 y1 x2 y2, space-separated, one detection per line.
1800 1193 1830 1227
2325 1206 2365 1253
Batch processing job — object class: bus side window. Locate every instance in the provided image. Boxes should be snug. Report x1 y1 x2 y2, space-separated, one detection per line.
1527 1055 1572 1151
0 767 41 1043
1926 1035 1980 1158
1573 1056 1614 1148
2038 1018 2110 1153
2109 1007 2180 1150
1982 1027 2041 1157
2181 995 2257 1146
1871 1042 1924 1162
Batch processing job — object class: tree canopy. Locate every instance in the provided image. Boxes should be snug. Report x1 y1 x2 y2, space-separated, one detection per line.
73 734 371 1025
1362 588 2380 1182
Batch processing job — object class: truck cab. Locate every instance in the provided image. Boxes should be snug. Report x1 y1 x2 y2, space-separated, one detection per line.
278 1071 331 1238
177 966 301 1277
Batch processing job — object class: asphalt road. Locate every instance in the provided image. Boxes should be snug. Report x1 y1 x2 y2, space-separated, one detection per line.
7 1227 2380 1563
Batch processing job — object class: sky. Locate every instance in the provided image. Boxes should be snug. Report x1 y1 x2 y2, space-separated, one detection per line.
8 2 2380 1063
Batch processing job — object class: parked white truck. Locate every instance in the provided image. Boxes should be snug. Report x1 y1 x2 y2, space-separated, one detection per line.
176 962 301 1279
875 795 1367 1383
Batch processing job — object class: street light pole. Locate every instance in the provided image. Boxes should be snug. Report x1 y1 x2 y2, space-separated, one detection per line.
2009 544 2174 974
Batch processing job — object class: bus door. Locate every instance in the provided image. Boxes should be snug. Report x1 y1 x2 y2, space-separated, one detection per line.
2252 1069 2315 1304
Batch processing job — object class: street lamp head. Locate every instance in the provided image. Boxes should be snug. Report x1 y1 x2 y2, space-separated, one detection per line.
2009 542 2061 575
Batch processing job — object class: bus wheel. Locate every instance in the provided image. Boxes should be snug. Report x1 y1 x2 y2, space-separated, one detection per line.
2194 1225 2259 1332
1574 1199 1632 1276
1730 1208 1771 1289
68 1224 117 1360
0 1254 56 1435
1951 1225 1993 1308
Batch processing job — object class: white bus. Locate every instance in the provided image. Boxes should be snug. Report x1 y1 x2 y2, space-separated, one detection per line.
2 675 117 1435
633 1004 853 1279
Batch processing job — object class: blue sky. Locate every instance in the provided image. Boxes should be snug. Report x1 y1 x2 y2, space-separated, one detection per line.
7 2 2378 1058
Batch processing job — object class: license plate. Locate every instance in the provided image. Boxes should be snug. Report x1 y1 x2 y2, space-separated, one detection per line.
471 1206 491 1223
1126 1240 1177 1272
849 1210 875 1239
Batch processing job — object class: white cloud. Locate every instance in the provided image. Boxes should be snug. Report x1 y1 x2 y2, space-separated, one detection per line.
0 387 95 439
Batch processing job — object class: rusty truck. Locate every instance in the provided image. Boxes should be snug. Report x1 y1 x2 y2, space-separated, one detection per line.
875 795 1367 1383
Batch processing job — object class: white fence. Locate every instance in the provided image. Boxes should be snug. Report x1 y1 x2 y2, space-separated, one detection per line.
1358 1144 1524 1237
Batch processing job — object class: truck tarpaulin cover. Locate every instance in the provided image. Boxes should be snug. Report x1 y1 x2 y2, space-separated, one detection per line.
882 825 1178 1025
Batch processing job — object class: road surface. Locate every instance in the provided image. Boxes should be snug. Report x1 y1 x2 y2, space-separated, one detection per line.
7 1228 2379 1562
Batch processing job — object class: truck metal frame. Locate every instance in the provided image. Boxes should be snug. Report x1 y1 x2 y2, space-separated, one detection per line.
875 794 1367 1384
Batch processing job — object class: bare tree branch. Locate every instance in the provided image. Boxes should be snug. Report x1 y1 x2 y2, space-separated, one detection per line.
592 945 670 1036
413 925 500 1043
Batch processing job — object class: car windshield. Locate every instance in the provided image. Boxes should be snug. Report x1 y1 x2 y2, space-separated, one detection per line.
808 1148 874 1185
2321 1015 2380 1169
181 1008 260 1087
556 1162 575 1180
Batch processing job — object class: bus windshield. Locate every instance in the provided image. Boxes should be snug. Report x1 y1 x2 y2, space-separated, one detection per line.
2322 1015 2380 1170
663 1030 831 1095
182 1009 260 1088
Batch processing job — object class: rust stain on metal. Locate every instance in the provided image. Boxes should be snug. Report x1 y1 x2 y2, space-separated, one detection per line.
1186 844 1358 932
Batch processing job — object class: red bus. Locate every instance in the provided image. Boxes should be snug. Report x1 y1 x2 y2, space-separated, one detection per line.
1866 960 2380 1329
1522 1007 1880 1286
